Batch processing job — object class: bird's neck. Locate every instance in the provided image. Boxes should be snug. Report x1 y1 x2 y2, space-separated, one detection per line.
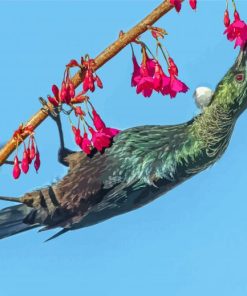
191 100 235 161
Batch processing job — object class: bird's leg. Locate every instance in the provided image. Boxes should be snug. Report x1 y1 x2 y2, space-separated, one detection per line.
39 97 75 167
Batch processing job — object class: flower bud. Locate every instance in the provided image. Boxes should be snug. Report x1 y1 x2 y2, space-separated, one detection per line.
21 150 29 174
224 10 230 27
34 151 40 172
13 156 21 179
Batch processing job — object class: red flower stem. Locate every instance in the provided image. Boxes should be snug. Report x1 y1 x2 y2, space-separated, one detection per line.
0 0 182 166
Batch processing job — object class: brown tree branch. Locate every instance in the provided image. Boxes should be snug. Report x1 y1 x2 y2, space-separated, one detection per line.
0 0 178 165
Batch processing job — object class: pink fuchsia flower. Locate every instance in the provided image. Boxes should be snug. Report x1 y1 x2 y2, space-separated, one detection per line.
146 55 156 76
92 109 106 131
170 0 182 13
13 156 21 179
74 106 85 117
189 0 197 10
103 127 120 137
224 10 231 28
153 61 170 92
160 57 189 98
89 127 111 152
135 48 156 97
168 57 178 76
224 12 247 49
161 74 189 98
131 54 141 87
92 109 120 137
60 81 72 104
82 58 103 93
80 132 92 155
136 67 154 97
48 84 60 107
72 126 83 147
83 69 95 92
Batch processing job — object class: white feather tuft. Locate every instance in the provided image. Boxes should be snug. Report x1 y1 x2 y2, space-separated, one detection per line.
193 87 214 110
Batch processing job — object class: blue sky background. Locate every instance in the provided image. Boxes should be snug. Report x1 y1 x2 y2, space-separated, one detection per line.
0 0 247 295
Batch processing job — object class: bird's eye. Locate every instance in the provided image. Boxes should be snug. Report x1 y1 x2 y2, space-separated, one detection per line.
235 73 245 83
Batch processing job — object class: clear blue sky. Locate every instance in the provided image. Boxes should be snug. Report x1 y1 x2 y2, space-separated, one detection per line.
0 1 247 295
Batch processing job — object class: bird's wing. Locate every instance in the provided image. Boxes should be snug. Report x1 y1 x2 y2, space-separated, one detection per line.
53 121 192 216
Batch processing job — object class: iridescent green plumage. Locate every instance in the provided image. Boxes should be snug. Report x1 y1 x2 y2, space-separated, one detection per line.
0 46 246 240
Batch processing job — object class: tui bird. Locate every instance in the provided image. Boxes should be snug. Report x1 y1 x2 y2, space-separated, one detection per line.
0 45 246 241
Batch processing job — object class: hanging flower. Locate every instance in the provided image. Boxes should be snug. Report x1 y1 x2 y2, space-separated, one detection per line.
134 48 156 97
92 109 120 137
82 57 103 93
189 0 197 10
83 69 95 92
224 10 231 28
28 137 36 163
136 68 154 97
103 127 120 137
72 126 83 147
92 109 106 131
48 84 60 107
170 0 182 13
34 151 41 173
21 149 29 174
161 74 189 98
74 106 85 117
13 156 21 179
164 57 189 98
224 11 247 49
168 57 178 76
80 132 92 155
131 53 141 87
89 127 111 152
153 61 170 93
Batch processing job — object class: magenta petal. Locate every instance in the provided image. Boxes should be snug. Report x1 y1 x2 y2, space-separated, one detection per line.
146 57 156 76
104 127 120 137
92 109 106 131
171 77 189 93
142 87 153 97
80 133 91 155
153 75 161 91
136 77 154 94
131 55 141 87
170 0 182 12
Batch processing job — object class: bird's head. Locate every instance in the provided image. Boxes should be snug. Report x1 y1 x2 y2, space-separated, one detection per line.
211 44 247 118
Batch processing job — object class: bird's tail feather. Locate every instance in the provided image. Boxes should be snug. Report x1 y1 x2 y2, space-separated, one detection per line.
0 203 38 239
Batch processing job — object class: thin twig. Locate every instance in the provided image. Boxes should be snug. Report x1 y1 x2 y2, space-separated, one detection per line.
0 0 179 165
